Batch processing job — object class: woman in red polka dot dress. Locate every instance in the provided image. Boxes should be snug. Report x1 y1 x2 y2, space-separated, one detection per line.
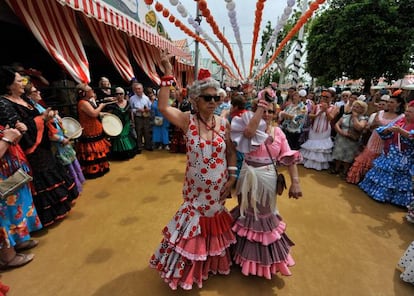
149 53 237 290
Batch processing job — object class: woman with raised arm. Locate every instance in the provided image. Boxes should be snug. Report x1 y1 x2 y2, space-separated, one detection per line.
149 52 237 290
230 90 303 279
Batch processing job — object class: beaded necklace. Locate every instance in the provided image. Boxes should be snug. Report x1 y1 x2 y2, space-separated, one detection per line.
197 113 216 164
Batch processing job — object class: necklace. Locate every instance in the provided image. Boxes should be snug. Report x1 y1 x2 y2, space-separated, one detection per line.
197 113 216 164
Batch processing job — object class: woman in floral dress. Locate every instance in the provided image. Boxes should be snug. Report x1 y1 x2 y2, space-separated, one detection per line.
149 54 237 290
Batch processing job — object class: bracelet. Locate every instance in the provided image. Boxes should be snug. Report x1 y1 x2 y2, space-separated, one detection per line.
229 174 237 178
228 166 237 171
160 75 176 87
1 137 14 145
59 135 65 143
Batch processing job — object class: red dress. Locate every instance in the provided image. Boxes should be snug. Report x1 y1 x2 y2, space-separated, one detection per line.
75 100 110 179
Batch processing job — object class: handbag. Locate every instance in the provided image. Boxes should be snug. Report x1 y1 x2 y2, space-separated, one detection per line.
265 141 287 196
154 116 163 126
0 168 33 199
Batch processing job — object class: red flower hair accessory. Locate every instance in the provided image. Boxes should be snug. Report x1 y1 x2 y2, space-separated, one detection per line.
197 68 211 81
392 89 402 97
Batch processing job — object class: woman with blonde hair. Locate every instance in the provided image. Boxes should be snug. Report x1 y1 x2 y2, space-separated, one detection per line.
331 100 368 178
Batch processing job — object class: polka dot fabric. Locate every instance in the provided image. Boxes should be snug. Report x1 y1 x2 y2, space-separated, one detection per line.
149 114 236 290
398 241 414 284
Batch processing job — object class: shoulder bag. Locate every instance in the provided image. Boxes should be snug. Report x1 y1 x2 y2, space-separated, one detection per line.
264 137 287 196
0 144 33 199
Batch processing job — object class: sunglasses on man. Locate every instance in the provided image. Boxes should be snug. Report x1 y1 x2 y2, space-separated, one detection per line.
199 95 221 102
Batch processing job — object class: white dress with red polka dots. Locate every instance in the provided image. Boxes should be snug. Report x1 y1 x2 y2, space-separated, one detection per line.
149 114 236 290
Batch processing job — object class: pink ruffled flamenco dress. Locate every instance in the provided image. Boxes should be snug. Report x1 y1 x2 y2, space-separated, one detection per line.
230 112 301 279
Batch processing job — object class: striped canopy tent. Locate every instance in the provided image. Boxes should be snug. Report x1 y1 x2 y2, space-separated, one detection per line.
5 0 193 85
390 75 414 89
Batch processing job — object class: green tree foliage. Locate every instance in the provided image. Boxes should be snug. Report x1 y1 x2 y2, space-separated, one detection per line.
307 0 414 91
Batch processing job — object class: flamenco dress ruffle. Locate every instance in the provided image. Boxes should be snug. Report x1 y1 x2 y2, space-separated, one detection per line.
230 206 295 279
359 145 413 207
108 104 137 160
398 241 414 284
28 153 79 227
149 206 236 290
346 148 379 184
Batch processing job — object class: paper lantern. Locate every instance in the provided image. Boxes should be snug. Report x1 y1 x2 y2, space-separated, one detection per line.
201 8 210 17
226 2 236 11
177 4 186 14
310 2 319 11
169 0 179 5
198 0 207 10
169 15 175 22
317 0 325 4
162 9 170 17
144 0 153 5
154 2 163 12
287 0 295 7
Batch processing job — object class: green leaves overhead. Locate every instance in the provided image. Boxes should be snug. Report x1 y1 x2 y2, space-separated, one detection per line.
306 0 414 89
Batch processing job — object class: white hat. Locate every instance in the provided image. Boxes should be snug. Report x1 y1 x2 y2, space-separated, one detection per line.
328 87 336 93
380 94 390 101
357 95 366 101
298 89 307 97
225 87 232 92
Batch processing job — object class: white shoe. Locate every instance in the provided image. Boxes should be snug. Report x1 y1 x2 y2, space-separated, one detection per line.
165 145 170 151
157 146 163 150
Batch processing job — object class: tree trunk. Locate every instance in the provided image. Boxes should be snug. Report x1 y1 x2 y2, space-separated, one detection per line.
363 76 372 94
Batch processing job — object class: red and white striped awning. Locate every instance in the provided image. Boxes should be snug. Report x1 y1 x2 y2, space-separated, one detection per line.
6 0 90 83
55 0 191 60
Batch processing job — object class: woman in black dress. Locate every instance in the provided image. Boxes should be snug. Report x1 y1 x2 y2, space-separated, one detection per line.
0 66 78 227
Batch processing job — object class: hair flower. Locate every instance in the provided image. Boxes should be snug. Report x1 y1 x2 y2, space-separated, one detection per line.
197 69 211 81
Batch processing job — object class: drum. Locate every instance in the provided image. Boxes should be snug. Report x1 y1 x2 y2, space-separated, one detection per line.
101 113 123 137
61 117 83 139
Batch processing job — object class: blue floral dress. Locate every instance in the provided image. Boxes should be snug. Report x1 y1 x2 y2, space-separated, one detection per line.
0 139 42 248
359 119 414 207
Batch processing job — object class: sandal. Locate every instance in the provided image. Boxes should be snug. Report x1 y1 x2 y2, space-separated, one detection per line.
15 239 39 252
0 253 34 269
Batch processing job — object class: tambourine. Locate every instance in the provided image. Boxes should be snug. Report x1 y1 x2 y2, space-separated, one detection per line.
61 117 83 139
101 113 123 137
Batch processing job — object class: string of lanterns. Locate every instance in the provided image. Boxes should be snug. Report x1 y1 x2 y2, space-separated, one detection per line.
144 0 325 83
257 0 326 79
197 0 243 80
248 0 266 78
253 0 295 79
149 0 238 79
224 0 246 79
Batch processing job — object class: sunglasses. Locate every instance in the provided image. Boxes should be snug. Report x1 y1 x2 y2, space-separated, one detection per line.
199 95 221 102
115 93 124 95
264 109 275 114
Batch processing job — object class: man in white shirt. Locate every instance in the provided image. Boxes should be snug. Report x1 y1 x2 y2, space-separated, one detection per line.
129 82 152 152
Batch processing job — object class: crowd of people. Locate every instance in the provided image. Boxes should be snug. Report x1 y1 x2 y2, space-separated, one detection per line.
0 59 413 291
